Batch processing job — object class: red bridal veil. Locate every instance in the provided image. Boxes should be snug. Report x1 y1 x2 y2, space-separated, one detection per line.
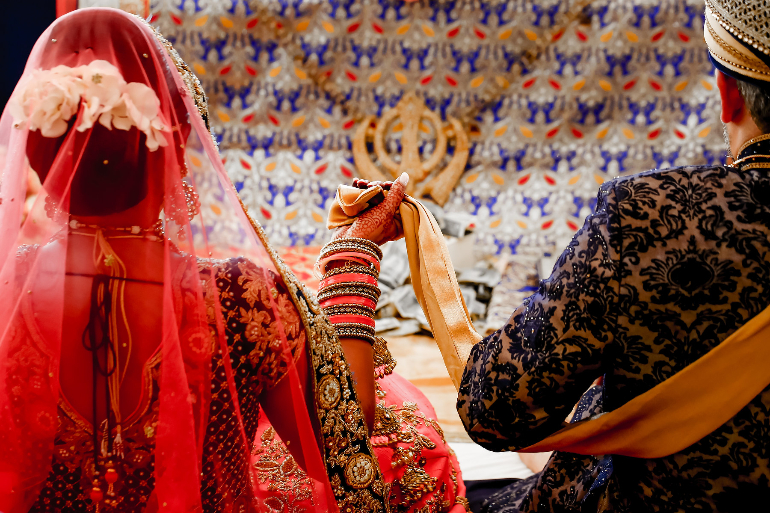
0 8 338 512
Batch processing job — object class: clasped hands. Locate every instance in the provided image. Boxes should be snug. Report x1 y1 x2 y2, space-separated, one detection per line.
331 172 409 246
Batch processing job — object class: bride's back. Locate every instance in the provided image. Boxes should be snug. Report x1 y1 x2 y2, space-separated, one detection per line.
54 236 166 425
0 11 219 511
0 9 358 513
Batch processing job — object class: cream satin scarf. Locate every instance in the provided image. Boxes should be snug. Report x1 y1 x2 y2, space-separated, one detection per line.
328 185 770 458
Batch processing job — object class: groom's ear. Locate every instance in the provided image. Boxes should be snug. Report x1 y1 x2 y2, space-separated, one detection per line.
716 70 747 124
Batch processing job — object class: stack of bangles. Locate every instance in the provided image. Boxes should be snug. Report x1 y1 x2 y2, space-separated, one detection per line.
316 238 383 345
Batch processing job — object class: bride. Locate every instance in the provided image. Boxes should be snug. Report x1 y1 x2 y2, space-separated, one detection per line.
0 8 405 512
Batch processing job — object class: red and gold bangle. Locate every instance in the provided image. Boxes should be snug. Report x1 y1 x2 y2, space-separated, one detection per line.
333 324 376 345
320 273 378 289
317 239 383 345
319 279 380 294
327 314 375 328
318 282 380 301
319 245 381 266
335 331 376 345
319 295 378 310
323 307 376 319
331 322 376 334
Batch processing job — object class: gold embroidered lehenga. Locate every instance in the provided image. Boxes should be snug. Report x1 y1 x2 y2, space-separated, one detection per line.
250 337 471 513
0 8 387 513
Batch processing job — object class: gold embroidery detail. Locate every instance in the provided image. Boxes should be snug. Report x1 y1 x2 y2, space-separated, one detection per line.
373 336 397 379
372 345 469 513
736 133 770 156
346 453 378 489
253 426 315 511
319 375 342 410
706 17 770 76
706 19 770 74
741 162 770 170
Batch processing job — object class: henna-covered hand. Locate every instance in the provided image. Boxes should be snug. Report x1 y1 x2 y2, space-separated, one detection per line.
332 172 408 245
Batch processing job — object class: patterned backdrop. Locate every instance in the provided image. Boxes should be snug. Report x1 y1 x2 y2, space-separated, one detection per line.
82 0 725 258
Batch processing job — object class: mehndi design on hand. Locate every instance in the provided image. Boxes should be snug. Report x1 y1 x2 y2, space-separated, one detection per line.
332 172 408 245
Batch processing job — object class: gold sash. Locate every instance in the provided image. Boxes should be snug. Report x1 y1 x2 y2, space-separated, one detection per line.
328 185 770 458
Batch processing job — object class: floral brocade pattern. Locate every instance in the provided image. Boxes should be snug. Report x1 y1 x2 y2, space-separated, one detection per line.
458 161 770 512
23 255 304 513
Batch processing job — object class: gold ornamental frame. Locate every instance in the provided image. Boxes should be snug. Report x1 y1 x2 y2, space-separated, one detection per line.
352 92 469 207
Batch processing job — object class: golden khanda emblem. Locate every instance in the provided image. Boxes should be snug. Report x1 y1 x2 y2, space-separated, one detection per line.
352 92 469 207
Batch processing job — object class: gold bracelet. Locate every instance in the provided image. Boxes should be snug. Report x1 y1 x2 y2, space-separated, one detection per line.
333 322 375 333
323 262 379 280
322 304 376 317
333 325 376 345
319 280 380 294
321 237 383 261
320 242 382 263
317 287 381 304
317 282 381 302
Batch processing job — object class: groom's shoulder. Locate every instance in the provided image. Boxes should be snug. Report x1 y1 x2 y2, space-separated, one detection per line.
598 164 730 199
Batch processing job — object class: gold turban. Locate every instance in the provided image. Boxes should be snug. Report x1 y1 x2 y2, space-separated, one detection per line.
704 0 770 82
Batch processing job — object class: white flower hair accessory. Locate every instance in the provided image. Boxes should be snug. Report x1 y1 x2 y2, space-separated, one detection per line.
10 60 170 151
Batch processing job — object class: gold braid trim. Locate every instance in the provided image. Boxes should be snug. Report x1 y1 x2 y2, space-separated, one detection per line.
741 162 770 170
736 133 770 155
239 196 390 512
706 18 770 74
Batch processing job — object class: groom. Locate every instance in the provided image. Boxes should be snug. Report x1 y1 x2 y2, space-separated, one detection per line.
458 0 770 511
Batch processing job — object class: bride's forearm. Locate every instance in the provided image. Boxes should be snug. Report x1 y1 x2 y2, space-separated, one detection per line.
338 337 375 432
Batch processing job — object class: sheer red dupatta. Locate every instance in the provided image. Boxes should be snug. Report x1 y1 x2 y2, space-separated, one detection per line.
0 8 332 512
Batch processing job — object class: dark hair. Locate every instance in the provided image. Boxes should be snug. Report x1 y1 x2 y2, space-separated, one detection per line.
27 123 152 217
736 79 770 133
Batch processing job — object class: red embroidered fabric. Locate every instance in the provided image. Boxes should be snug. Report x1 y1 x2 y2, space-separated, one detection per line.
0 8 333 513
